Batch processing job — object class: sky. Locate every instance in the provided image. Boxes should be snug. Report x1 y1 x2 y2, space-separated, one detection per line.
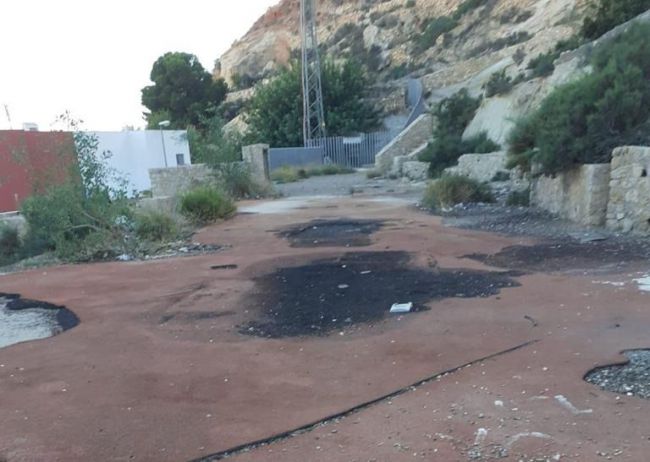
0 0 279 131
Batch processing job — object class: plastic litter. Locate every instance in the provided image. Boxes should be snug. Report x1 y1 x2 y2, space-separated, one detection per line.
390 302 413 313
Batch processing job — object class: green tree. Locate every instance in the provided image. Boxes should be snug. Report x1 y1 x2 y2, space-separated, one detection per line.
244 59 380 147
582 0 650 40
141 52 228 129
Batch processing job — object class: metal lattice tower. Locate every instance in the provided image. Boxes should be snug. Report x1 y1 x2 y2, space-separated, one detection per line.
300 0 326 145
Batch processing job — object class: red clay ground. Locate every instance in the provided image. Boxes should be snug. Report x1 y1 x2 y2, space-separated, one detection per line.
0 196 649 461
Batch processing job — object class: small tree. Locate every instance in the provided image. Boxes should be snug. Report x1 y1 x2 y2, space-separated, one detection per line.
244 59 380 147
142 52 228 129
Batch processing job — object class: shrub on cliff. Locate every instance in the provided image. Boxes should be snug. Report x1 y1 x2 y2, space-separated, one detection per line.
420 90 500 176
508 23 650 175
582 0 650 40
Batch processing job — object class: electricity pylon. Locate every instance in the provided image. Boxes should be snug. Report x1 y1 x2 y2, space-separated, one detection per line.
300 0 326 145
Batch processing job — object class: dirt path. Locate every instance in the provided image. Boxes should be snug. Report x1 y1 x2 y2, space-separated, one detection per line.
0 192 649 462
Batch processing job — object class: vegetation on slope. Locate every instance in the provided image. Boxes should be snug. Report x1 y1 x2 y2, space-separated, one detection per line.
508 23 650 174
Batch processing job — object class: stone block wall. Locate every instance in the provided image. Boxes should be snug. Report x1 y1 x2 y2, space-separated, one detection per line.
606 146 650 234
445 152 508 183
531 164 611 227
242 144 271 186
149 164 213 198
375 114 433 173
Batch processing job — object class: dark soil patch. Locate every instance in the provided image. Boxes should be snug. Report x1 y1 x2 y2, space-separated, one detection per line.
585 350 650 399
466 240 648 273
211 264 238 270
1 292 79 331
240 252 520 338
278 219 384 248
160 311 235 324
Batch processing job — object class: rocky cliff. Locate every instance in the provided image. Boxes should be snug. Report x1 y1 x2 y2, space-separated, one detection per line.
216 0 588 91
216 0 597 140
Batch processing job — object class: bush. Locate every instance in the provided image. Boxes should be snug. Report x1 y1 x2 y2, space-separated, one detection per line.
582 0 650 40
422 175 495 209
0 226 20 265
180 187 236 224
414 16 458 52
422 89 501 176
215 162 263 199
509 23 650 175
20 126 134 262
483 70 514 97
271 166 301 183
134 211 179 242
527 51 557 78
526 36 584 79
463 132 501 153
506 189 531 206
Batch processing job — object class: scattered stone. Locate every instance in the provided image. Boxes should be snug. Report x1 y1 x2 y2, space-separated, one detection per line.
586 350 650 399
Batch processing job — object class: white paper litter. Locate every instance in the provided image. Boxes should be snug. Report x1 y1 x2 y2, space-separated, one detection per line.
390 302 413 313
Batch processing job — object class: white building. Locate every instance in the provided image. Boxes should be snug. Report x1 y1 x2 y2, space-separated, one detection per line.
88 130 191 194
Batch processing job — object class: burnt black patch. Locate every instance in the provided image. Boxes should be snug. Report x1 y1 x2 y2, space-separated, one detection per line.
467 240 647 272
278 219 384 248
585 350 650 399
239 252 520 338
1 292 79 331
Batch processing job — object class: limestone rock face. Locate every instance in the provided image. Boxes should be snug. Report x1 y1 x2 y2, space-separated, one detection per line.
445 152 509 183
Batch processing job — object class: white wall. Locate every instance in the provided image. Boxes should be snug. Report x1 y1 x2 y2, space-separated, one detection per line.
87 130 191 194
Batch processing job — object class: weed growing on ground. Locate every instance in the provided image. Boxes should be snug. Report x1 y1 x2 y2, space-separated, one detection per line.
271 164 354 183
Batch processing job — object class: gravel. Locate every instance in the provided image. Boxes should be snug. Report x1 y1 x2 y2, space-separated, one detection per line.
585 350 650 399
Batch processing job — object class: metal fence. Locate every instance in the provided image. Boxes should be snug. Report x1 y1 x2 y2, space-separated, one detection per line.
268 78 426 170
305 129 400 168
268 146 324 171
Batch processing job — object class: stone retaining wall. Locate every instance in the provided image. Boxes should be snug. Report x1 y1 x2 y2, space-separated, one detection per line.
531 164 611 227
606 146 650 234
149 164 213 198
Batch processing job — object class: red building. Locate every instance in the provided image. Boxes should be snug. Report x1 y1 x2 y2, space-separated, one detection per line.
0 130 77 212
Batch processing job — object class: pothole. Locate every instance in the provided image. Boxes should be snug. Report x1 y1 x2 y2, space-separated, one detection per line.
240 251 520 338
0 293 79 349
278 219 384 247
585 350 650 399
